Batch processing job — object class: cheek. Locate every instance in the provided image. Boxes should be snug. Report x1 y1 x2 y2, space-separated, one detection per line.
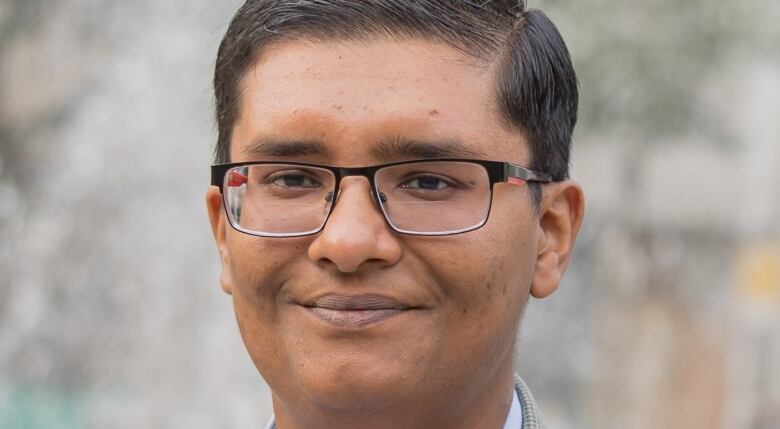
406 191 539 360
408 222 536 334
226 233 316 380
226 232 309 339
227 233 308 295
429 203 536 307
400 221 535 379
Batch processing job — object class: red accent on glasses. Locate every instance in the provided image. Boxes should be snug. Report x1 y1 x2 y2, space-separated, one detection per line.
227 171 248 187
508 176 527 186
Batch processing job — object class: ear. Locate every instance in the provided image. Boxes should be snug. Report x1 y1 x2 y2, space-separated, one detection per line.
530 180 585 299
206 186 235 295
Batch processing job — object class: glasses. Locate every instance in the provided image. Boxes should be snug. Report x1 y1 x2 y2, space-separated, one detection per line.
211 159 551 237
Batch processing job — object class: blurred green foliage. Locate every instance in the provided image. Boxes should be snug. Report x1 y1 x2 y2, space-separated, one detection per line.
0 384 83 429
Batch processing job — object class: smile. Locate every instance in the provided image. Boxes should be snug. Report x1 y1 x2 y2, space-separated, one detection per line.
300 294 418 329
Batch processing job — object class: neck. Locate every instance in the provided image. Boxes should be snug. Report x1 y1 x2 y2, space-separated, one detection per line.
272 356 517 429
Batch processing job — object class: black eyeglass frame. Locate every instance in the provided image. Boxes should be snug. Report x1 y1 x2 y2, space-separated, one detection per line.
210 159 552 237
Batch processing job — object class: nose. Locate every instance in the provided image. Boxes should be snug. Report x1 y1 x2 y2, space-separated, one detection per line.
307 177 403 273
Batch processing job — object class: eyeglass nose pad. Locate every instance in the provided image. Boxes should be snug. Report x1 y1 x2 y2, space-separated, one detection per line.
323 187 384 206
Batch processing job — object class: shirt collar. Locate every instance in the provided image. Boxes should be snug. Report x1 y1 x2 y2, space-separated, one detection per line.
503 388 523 429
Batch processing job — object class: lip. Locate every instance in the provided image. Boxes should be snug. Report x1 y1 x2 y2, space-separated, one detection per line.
299 294 419 329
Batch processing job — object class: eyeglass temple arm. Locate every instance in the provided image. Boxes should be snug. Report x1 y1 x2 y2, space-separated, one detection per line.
504 163 552 186
211 165 248 190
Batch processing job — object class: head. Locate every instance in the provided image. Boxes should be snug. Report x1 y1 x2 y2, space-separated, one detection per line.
207 1 583 427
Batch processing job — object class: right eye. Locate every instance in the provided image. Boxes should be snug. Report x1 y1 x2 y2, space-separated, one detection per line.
267 172 321 188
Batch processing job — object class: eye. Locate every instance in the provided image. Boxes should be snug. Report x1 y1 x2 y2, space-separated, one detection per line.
400 175 454 191
268 172 321 188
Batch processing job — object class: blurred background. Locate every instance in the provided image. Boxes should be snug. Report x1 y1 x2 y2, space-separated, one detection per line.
0 0 778 428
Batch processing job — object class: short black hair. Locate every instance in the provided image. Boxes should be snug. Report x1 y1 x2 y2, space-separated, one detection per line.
214 0 578 198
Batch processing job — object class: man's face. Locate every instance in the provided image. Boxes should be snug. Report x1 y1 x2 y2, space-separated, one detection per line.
207 38 577 415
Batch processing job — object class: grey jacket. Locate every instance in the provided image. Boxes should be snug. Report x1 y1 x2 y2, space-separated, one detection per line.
515 374 548 429
268 375 548 429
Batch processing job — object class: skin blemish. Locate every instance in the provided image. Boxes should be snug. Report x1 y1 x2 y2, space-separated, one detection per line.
428 109 440 116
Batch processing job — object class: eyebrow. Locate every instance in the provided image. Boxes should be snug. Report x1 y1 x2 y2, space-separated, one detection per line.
371 137 487 160
242 138 331 158
241 136 486 162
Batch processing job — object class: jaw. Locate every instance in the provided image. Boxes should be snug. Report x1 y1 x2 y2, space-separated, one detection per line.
268 336 519 429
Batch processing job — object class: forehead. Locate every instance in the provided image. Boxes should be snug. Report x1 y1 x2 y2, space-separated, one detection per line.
232 38 528 165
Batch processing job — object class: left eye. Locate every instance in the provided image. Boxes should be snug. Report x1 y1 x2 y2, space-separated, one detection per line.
401 175 453 191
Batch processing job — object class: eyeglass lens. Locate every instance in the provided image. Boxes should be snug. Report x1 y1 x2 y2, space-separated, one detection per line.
223 162 491 236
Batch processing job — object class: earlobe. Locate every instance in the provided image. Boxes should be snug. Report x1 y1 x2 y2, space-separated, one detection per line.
530 251 561 298
219 265 235 296
530 180 585 299
206 187 235 295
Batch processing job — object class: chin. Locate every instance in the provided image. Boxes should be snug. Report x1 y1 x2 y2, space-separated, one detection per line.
292 355 421 411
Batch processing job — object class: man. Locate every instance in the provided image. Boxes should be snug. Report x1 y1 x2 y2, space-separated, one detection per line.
206 1 584 428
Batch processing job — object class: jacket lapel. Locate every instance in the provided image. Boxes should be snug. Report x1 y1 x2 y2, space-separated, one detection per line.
515 374 547 429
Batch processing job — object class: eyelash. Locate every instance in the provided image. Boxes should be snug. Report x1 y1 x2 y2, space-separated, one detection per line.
265 171 322 188
399 174 459 190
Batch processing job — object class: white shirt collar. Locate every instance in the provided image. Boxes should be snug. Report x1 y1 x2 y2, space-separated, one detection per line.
503 388 523 429
265 389 523 429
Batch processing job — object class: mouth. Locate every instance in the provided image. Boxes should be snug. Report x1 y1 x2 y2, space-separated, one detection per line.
299 294 420 329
